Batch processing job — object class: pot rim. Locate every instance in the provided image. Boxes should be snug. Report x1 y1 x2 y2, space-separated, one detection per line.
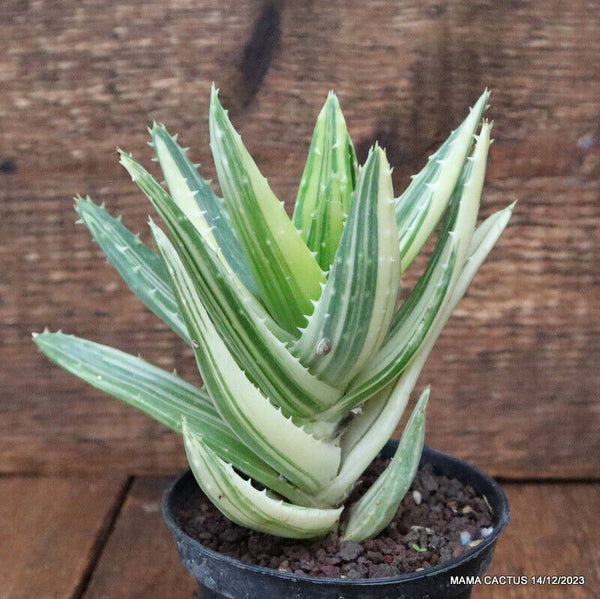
162 445 510 586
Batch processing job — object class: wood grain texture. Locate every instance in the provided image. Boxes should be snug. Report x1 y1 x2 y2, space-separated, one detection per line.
82 477 196 599
22 479 591 599
478 483 600 598
0 476 127 599
1 0 598 476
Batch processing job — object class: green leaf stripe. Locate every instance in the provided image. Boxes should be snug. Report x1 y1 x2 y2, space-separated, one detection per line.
304 179 346 272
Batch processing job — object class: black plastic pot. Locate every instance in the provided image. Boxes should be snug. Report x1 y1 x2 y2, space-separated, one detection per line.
163 444 510 599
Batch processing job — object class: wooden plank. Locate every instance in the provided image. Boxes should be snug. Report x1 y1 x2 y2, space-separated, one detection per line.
409 176 600 478
7 175 598 478
478 484 600 598
0 476 127 599
81 480 599 598
0 0 598 477
82 477 196 599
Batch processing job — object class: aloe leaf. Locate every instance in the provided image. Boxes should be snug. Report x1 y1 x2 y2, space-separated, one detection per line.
150 123 258 296
315 348 431 506
31 330 307 500
119 151 342 418
400 204 514 380
319 202 514 505
119 150 285 339
152 223 341 494
468 200 516 256
392 119 492 325
324 122 492 418
74 197 190 344
342 388 428 542
183 423 343 538
338 382 396 462
447 201 515 315
327 238 457 418
291 146 401 389
396 90 489 271
209 85 326 333
445 120 493 271
292 92 358 270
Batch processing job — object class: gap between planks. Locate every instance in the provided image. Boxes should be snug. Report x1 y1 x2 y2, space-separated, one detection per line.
71 476 133 599
82 478 599 599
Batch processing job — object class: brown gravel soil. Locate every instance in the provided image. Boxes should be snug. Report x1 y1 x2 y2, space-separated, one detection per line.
175 459 494 580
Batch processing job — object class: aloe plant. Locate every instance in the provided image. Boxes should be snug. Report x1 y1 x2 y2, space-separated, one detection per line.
34 87 513 541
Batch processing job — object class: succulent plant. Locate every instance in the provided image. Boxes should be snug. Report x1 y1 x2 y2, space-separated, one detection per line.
34 86 513 542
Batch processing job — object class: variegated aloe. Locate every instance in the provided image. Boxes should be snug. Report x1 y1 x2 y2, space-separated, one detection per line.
34 87 513 542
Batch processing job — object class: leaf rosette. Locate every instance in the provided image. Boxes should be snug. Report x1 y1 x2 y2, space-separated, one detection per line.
35 88 513 540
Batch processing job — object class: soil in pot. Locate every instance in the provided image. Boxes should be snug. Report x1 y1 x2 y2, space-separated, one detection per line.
174 459 494 580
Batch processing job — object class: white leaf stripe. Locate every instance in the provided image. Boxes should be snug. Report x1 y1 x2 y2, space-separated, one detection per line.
119 151 342 418
470 201 516 256
183 425 342 538
445 202 515 317
75 197 190 343
451 121 493 273
291 147 401 388
153 223 341 494
338 382 396 462
209 87 325 333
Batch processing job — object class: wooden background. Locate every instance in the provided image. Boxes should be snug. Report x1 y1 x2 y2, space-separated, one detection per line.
1 0 599 479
